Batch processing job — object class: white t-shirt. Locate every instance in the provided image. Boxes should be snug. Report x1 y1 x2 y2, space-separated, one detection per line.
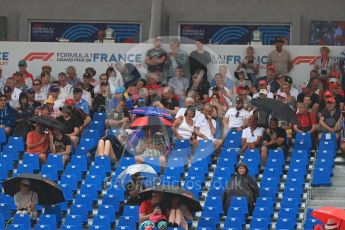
253 92 274 99
195 114 216 140
242 127 263 143
35 90 48 102
14 190 38 209
224 108 250 129
276 87 299 99
59 84 73 100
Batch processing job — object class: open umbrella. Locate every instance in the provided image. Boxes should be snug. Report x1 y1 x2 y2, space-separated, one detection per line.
29 116 65 131
131 107 172 120
250 98 298 124
130 116 173 129
135 185 203 212
1 173 65 205
312 206 345 228
115 164 159 188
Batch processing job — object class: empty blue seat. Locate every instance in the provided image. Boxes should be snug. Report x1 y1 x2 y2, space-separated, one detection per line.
94 156 111 174
2 145 19 162
79 183 98 203
8 137 24 152
224 217 244 228
83 128 101 139
93 112 107 121
74 194 93 212
60 174 78 191
217 157 237 168
13 214 30 229
123 205 139 222
204 196 223 214
260 177 279 188
44 204 62 224
60 224 82 230
198 216 219 229
16 163 34 175
0 153 14 171
276 218 296 229
278 208 298 219
213 166 233 179
59 184 73 203
164 166 184 177
88 164 106 178
92 215 110 230
188 166 208 177
244 149 260 160
255 197 274 210
252 207 272 219
38 214 57 230
69 204 88 223
117 216 136 229
250 217 270 229
40 164 59 181
183 183 202 198
0 203 10 220
23 153 40 172
287 167 306 179
282 187 303 199
227 207 246 219
102 193 119 207
185 175 206 186
34 224 51 230
7 224 25 230
201 206 222 218
46 154 64 172
64 164 82 182
119 156 135 167
75 138 96 155
259 186 277 199
98 205 116 223
285 178 305 189
143 157 161 174
280 198 300 209
106 184 125 202
70 155 88 172
219 148 239 159
64 215 83 227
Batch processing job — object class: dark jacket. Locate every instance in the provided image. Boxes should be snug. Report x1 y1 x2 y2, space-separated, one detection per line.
222 163 259 214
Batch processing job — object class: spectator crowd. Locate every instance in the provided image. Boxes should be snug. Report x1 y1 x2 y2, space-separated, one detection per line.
1 36 345 229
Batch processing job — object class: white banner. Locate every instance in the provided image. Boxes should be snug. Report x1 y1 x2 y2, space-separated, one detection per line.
0 42 344 87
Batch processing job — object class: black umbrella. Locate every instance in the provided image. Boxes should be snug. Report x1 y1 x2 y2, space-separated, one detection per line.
1 173 65 205
29 116 65 131
134 185 203 212
250 98 298 124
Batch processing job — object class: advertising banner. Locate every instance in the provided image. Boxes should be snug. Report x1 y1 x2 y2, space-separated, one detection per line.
30 21 141 43
179 24 291 45
0 42 344 87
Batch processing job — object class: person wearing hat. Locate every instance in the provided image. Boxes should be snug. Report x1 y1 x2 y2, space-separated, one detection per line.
314 46 336 88
297 81 321 114
222 162 259 215
4 77 22 102
48 85 64 112
234 68 252 88
72 86 90 115
277 75 299 99
65 66 80 88
41 63 52 74
26 122 50 164
82 72 95 98
253 80 274 99
14 179 38 219
0 93 17 136
12 71 27 91
106 66 124 92
57 105 80 148
3 85 19 109
189 39 211 83
64 98 91 132
314 218 340 230
270 73 286 94
145 36 168 79
18 59 34 88
319 96 342 139
254 64 276 92
58 72 73 100
27 88 42 111
14 92 38 137
223 97 250 134
108 86 133 110
267 37 293 75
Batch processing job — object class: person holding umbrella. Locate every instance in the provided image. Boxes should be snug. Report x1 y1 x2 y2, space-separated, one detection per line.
314 218 340 230
49 127 71 166
125 172 146 204
166 196 193 229
14 179 38 219
26 123 49 164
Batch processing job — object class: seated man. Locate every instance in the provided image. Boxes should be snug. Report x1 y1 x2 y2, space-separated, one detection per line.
14 179 38 219
49 127 72 166
0 93 17 135
106 99 130 131
153 86 180 116
319 97 342 139
125 172 146 204
194 103 222 149
223 97 249 135
26 123 49 164
56 105 80 149
261 117 288 166
241 116 263 153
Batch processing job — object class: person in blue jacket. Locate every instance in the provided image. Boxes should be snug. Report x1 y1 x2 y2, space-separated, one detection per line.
0 93 17 135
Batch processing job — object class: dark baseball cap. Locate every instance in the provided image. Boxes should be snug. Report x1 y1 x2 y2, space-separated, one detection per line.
275 37 285 43
236 97 244 104
284 76 293 85
83 72 92 78
49 85 60 92
73 87 83 94
18 60 27 67
27 88 35 94
4 86 12 94
59 105 73 113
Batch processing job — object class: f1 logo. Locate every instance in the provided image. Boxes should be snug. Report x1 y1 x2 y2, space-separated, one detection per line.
23 52 54 61
292 56 319 65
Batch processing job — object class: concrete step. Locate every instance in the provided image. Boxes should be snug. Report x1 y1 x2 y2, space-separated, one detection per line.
331 176 345 186
308 199 345 208
332 165 345 175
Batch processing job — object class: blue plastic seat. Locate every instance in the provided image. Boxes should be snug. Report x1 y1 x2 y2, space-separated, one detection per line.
40 164 58 181
188 166 208 177
119 156 135 167
143 157 161 174
275 218 296 229
0 213 4 230
278 208 298 219
183 183 202 198
224 217 245 228
64 164 82 182
60 174 78 191
94 156 111 174
230 197 248 214
117 216 136 229
204 196 223 214
75 138 96 155
16 163 34 175
69 204 88 223
83 128 101 139
38 214 57 230
70 155 88 172
244 149 260 160
286 167 306 179
2 145 19 162
98 205 116 223
282 187 303 199
185 175 206 186
280 198 300 209
84 174 102 192
201 206 222 218
260 177 279 188
79 183 98 203
252 207 272 219
8 137 24 152
7 224 25 230
207 187 224 197
0 153 14 171
46 154 64 172
13 214 30 229
59 184 73 203
44 205 62 224
60 225 82 230
164 166 184 177
0 203 10 220
219 148 239 159
74 194 93 212
213 166 234 179
102 193 119 206
122 205 139 223
259 187 277 199
255 197 274 210
88 165 106 178
64 215 83 227
106 184 125 202
93 112 107 122
250 217 270 229
34 224 51 230
23 153 40 172
198 216 219 229
227 207 246 219
92 215 110 230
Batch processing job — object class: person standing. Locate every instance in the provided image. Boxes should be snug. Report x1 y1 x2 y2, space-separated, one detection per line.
314 46 336 88
166 38 189 80
145 36 167 80
189 39 212 82
267 37 293 75
237 46 259 83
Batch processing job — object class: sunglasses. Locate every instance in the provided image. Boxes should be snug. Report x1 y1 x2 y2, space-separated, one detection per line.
101 83 109 86
33 83 41 86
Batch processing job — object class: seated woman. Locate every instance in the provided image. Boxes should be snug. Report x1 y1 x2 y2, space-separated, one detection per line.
166 196 193 230
222 163 259 215
89 130 127 162
135 130 167 173
172 107 195 140
49 127 72 166
14 179 38 220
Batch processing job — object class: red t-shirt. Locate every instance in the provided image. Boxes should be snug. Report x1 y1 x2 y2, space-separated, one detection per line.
26 130 49 154
139 200 153 215
296 112 316 128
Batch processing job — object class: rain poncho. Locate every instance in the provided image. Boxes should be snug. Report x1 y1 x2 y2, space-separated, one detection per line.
222 162 259 214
